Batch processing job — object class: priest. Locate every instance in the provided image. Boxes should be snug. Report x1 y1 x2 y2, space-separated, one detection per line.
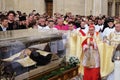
81 25 101 80
105 21 120 46
106 21 120 80
77 21 89 36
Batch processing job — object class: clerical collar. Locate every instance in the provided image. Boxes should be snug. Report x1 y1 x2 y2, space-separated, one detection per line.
81 27 85 29
1 25 7 31
115 31 120 34
109 26 114 29
70 29 75 32
98 24 102 26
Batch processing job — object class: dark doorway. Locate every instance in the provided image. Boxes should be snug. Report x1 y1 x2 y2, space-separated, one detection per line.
115 2 120 16
108 2 112 16
45 0 53 16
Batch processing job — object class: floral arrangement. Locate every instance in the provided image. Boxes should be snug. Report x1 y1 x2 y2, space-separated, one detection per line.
68 56 80 67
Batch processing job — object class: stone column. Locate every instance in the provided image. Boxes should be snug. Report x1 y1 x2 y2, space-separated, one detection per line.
4 0 14 11
53 0 57 15
53 0 64 14
53 0 85 15
112 0 116 16
1 0 6 12
0 0 2 11
101 0 108 16
16 0 45 14
1 0 46 14
93 0 102 16
115 2 120 16
13 0 19 11
64 0 85 15
85 0 93 16
34 0 45 14
119 4 120 16
108 2 113 16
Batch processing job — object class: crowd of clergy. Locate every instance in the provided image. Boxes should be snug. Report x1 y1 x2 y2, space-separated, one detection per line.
0 10 120 80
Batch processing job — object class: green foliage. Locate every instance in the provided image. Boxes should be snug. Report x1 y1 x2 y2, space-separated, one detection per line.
37 65 72 80
37 56 80 80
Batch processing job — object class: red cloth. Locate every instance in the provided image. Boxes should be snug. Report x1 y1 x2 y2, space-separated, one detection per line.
81 37 94 48
79 29 86 36
81 37 95 52
81 32 99 48
82 38 87 47
84 67 101 80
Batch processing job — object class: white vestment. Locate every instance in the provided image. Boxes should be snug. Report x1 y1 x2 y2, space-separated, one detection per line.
107 31 120 80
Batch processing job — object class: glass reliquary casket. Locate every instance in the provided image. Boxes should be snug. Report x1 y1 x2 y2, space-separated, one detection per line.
0 29 66 80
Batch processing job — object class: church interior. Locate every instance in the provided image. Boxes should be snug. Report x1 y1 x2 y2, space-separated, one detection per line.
0 0 120 80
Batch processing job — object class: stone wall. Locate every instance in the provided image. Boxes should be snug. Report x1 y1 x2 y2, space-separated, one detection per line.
53 0 85 15
1 0 117 16
0 0 46 14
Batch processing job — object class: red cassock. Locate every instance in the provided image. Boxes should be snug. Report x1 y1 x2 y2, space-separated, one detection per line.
84 67 101 80
81 32 101 80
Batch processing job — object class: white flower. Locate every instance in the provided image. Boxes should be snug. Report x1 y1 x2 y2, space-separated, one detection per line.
69 56 80 66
